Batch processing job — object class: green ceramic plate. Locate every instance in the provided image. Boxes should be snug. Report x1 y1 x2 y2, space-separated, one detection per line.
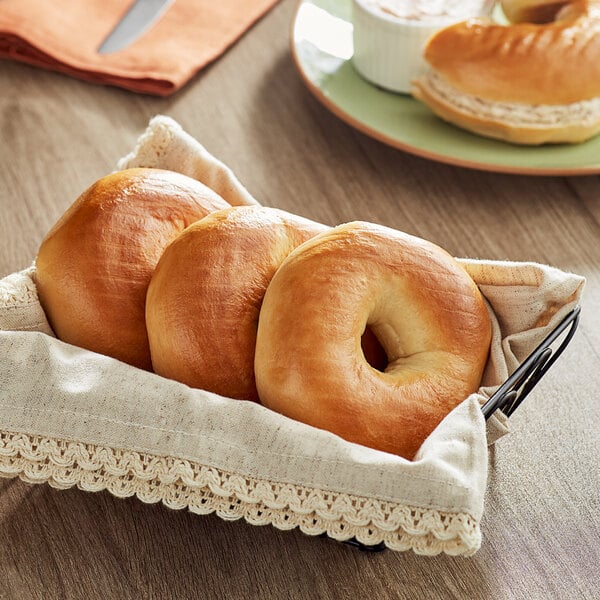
291 0 600 175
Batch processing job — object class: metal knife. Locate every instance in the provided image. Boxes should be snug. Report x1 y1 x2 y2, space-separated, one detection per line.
97 0 175 54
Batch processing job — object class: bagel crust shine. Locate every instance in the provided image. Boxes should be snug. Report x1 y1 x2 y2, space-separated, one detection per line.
255 222 491 460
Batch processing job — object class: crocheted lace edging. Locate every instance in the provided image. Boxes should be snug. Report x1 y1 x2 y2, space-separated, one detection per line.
0 266 38 306
0 430 481 556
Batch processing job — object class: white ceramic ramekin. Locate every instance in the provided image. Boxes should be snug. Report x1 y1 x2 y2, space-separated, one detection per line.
352 0 493 94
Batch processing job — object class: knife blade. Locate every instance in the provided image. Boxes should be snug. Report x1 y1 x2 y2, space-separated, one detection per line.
97 0 174 54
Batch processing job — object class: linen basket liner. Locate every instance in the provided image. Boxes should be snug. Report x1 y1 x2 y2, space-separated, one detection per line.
0 116 585 556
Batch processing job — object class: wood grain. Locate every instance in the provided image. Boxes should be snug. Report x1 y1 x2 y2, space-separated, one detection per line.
1 1 599 598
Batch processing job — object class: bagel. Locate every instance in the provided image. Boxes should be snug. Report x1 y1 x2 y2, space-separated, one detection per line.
145 206 328 401
412 1 600 144
254 222 491 460
35 168 230 370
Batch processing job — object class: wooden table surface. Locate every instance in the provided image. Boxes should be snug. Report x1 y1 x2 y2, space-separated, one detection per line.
1 2 599 598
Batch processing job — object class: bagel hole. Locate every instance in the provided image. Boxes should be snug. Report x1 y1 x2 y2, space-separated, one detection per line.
361 327 388 372
514 3 568 23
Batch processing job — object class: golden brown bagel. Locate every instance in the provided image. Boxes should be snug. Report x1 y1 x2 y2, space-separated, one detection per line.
412 1 600 144
255 222 491 460
35 168 230 370
145 206 328 401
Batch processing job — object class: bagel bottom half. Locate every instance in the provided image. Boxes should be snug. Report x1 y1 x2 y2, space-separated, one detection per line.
254 221 492 460
413 72 600 146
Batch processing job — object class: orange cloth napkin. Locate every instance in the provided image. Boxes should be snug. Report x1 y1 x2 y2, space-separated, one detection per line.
0 0 279 96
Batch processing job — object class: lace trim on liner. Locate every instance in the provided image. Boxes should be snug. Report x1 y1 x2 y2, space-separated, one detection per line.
0 430 481 556
0 266 38 306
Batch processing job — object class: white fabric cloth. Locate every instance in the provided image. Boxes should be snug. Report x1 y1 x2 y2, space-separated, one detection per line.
0 116 585 555
117 116 259 207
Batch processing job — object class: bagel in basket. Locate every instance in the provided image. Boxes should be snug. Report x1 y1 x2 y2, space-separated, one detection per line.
35 168 230 370
255 221 491 460
412 0 600 144
145 206 328 401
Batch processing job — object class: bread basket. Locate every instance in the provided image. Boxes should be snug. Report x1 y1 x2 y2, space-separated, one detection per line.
0 116 585 556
